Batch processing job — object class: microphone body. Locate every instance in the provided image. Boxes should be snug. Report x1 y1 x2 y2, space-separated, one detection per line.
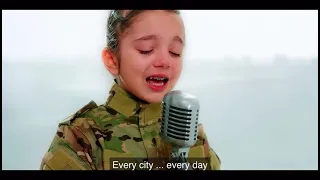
160 90 200 170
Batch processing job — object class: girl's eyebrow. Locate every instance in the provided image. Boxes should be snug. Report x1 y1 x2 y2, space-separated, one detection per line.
134 34 157 41
173 35 184 45
134 34 184 45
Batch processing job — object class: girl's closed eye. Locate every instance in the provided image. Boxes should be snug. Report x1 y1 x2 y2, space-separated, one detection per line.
170 51 181 57
139 49 154 55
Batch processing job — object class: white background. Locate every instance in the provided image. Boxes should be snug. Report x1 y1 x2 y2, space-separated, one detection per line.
2 10 318 170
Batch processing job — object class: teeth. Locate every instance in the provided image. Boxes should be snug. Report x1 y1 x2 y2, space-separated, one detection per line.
149 77 166 80
148 81 164 86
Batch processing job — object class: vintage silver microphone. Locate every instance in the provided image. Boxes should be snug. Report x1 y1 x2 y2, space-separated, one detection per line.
160 90 200 170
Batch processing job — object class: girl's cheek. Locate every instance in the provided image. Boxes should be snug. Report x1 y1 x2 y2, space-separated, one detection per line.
172 60 182 71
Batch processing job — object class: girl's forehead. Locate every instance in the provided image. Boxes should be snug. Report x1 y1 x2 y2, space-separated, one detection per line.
125 11 185 40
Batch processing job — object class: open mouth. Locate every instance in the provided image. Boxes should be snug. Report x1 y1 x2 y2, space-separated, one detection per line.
146 76 169 87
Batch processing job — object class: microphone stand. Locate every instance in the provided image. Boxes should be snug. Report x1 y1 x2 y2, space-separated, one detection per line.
169 146 193 170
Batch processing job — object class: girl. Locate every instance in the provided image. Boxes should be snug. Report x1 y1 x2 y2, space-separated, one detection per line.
40 10 221 170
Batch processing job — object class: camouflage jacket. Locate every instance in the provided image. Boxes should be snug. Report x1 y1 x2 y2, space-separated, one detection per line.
40 83 221 170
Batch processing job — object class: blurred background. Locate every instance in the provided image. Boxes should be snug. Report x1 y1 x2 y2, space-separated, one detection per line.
2 10 318 170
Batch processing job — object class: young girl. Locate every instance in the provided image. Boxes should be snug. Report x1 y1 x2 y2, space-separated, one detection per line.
40 10 221 170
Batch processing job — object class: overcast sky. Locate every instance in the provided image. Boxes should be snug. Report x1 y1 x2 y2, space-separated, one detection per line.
2 10 318 62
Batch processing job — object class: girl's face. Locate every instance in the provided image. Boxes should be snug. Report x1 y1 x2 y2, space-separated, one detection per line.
104 10 185 103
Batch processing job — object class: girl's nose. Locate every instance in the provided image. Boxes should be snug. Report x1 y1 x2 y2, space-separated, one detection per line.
153 51 170 68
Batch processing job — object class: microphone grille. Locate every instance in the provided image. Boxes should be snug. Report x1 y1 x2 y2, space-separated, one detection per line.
160 90 200 147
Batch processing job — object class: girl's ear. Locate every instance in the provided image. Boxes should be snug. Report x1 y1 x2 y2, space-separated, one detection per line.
102 47 119 75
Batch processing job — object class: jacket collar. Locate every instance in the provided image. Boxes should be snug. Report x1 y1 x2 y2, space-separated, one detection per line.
104 83 162 127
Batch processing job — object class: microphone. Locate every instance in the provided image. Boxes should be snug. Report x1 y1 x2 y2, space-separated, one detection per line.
160 90 200 170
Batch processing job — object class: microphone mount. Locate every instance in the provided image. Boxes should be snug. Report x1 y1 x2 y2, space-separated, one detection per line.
168 146 193 170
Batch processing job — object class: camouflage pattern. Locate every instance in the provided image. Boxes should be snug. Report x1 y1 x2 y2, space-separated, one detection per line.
40 83 221 170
